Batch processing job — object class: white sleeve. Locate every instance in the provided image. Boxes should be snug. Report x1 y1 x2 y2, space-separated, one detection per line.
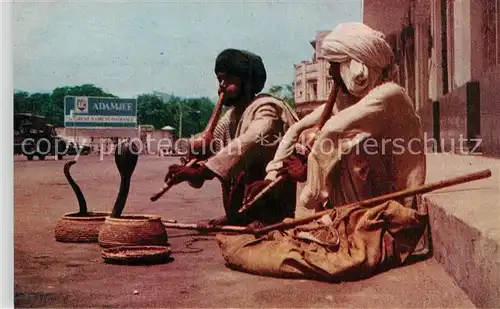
298 87 392 210
264 103 326 180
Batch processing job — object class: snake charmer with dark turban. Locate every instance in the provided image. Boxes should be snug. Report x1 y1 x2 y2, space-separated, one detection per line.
165 48 300 227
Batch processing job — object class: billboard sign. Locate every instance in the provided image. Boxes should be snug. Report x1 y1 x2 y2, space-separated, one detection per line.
64 96 137 128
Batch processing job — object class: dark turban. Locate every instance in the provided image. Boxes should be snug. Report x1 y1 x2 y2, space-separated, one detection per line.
214 49 267 95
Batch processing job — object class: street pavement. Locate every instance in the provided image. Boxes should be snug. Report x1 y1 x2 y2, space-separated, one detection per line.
14 154 476 308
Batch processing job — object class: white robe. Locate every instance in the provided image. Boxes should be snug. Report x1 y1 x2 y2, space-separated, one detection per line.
265 82 426 214
205 94 299 179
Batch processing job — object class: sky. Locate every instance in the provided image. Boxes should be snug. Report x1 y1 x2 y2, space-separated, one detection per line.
13 0 362 99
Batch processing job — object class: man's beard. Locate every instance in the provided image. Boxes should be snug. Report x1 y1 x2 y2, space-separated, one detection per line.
333 76 349 94
222 84 249 107
222 97 237 107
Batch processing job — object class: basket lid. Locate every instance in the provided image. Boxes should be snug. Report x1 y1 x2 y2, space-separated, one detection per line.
101 245 172 265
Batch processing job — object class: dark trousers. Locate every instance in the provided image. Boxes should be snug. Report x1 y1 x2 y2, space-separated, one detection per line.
221 170 296 226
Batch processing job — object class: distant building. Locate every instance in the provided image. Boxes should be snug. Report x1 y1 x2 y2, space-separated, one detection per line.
293 30 335 118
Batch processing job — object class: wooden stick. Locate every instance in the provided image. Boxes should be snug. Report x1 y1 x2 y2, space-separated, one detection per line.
162 221 251 233
150 158 197 201
253 169 492 235
150 92 226 202
163 219 178 223
238 85 339 213
239 175 284 214
315 84 340 130
203 92 226 138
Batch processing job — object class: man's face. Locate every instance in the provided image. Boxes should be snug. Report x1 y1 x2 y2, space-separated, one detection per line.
328 62 348 93
216 72 242 105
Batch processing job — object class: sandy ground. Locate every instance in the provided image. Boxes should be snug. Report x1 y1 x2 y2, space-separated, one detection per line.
14 154 476 308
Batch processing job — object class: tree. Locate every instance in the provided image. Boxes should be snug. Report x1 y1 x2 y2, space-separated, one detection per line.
137 94 175 130
180 97 214 137
30 93 51 117
136 93 216 138
50 84 116 125
13 84 216 136
14 91 31 113
269 82 295 108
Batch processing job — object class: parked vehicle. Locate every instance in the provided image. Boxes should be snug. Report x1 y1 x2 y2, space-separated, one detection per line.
14 113 88 160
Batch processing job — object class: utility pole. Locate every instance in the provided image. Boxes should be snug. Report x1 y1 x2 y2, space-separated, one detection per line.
179 105 183 138
70 109 76 143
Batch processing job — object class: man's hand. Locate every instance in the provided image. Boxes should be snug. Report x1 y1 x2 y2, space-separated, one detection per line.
176 159 212 188
243 179 273 205
164 164 216 188
278 153 308 182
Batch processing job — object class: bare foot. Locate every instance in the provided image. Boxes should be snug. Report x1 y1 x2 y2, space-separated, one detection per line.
247 220 265 229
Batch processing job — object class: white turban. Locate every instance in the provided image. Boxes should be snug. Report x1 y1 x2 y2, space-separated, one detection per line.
321 23 394 97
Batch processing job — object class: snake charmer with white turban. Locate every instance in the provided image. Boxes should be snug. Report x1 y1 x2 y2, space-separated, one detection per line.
218 24 429 281
262 23 427 222
321 22 395 97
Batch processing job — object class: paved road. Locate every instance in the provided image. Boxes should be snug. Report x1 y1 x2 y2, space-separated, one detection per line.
14 154 476 308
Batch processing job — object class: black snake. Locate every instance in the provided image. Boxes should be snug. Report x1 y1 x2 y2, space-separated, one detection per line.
63 160 88 216
111 141 139 218
63 140 139 218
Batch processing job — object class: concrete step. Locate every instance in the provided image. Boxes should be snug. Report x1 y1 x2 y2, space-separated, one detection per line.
423 153 500 308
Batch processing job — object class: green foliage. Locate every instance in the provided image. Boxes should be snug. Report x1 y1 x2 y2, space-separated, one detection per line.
50 84 116 125
14 84 215 138
14 91 31 114
137 94 215 137
268 82 295 108
14 84 115 126
136 94 172 130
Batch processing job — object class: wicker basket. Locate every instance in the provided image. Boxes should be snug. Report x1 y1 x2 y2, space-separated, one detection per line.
97 214 169 248
54 211 111 243
101 245 172 265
